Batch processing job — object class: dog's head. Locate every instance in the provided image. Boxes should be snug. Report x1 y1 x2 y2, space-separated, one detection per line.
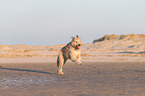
71 35 82 49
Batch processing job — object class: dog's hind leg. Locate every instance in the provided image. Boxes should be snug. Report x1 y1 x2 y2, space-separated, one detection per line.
57 51 66 75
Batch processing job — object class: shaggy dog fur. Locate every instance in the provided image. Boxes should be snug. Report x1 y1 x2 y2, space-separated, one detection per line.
57 35 82 75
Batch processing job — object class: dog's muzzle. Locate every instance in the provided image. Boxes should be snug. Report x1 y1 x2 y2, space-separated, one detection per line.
78 44 81 46
76 44 81 49
78 44 80 46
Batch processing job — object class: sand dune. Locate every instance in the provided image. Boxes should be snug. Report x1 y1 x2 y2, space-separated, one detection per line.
0 34 144 58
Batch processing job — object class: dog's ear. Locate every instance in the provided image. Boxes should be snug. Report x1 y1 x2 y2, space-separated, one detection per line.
71 37 75 39
71 37 75 40
76 35 79 38
76 35 80 38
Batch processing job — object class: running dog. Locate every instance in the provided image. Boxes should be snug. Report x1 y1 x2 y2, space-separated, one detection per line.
57 35 82 75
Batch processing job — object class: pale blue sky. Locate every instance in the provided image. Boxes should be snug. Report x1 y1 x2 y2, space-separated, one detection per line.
0 0 145 45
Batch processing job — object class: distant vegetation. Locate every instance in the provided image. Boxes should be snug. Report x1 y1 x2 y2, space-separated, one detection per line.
0 34 144 58
93 34 145 43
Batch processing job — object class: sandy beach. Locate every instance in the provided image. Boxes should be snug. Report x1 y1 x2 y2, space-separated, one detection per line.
0 34 145 96
0 57 144 96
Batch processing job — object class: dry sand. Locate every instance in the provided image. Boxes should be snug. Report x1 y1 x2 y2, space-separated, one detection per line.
0 59 145 96
0 34 145 96
0 34 144 58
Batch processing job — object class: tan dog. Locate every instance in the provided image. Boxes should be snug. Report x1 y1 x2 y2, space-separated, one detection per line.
57 35 82 75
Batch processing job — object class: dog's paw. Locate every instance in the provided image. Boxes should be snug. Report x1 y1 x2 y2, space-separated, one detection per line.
58 72 64 76
77 61 82 65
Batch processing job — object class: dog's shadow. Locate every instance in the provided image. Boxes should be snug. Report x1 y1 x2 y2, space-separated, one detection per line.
0 67 55 75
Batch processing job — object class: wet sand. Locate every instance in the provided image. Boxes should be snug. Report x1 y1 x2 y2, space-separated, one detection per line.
0 61 145 96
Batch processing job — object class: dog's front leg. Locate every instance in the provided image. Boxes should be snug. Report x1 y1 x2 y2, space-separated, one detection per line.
70 57 77 63
70 52 82 65
76 53 82 65
70 52 77 62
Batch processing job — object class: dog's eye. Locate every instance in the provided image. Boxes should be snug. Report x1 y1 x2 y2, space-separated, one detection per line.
76 41 78 43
